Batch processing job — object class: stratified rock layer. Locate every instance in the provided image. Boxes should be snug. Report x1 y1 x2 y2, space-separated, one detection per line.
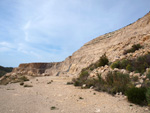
13 63 60 75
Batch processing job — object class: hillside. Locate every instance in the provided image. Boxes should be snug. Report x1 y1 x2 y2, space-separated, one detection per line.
0 66 13 77
45 11 150 76
0 11 150 83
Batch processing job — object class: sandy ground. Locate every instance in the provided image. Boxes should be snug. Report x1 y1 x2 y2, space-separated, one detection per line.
0 76 149 113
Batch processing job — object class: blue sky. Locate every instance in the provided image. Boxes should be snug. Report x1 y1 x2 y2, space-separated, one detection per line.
0 0 150 67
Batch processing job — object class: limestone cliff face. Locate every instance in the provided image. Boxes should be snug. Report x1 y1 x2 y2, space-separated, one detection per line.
13 63 60 76
50 11 150 76
4 11 150 77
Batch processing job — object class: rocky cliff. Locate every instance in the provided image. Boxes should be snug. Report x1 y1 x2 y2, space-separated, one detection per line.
47 11 150 76
0 11 150 84
13 63 60 76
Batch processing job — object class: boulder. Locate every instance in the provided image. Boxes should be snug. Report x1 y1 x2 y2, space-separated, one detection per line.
136 84 141 88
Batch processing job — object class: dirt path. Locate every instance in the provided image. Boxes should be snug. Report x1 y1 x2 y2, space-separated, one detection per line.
0 76 149 113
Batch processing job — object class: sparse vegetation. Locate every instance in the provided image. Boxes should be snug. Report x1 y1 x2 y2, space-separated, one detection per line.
47 81 52 84
72 52 150 106
97 54 109 67
80 54 109 74
73 71 131 95
66 81 74 85
24 84 33 87
126 64 133 71
20 82 24 86
110 53 150 73
72 78 81 86
84 78 96 88
110 61 120 69
79 97 84 99
123 44 142 55
72 70 89 86
19 76 29 81
50 106 57 110
80 71 89 80
6 88 14 90
105 72 130 94
72 54 109 87
110 59 130 69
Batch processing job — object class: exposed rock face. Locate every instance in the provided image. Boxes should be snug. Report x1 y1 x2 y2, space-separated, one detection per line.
51 11 150 76
13 63 60 76
0 63 61 84
1 11 150 81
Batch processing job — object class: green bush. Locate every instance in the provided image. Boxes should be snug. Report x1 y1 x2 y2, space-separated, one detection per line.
110 53 150 73
111 59 130 69
120 59 129 68
73 71 131 95
92 72 130 94
123 44 142 55
72 78 82 86
97 54 109 67
146 88 150 105
105 71 130 94
126 87 147 105
94 74 105 91
72 71 89 87
78 54 109 75
79 71 89 80
110 61 120 69
85 78 96 88
126 64 133 71
97 74 105 84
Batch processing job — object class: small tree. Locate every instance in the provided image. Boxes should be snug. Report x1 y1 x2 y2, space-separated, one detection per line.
98 54 109 67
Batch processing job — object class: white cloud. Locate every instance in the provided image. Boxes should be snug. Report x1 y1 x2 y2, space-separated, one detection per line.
0 42 14 49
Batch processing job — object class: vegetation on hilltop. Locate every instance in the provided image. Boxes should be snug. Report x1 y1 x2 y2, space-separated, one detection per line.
0 66 13 77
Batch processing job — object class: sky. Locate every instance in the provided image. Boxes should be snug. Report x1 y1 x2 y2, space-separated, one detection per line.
0 0 150 67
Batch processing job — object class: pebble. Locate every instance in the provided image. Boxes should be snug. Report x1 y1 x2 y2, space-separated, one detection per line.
145 108 149 111
139 79 144 84
82 84 86 88
136 84 141 88
90 86 94 89
95 108 101 113
119 92 122 95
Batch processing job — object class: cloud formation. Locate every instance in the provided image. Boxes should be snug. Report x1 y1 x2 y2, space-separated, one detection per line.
0 0 150 67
